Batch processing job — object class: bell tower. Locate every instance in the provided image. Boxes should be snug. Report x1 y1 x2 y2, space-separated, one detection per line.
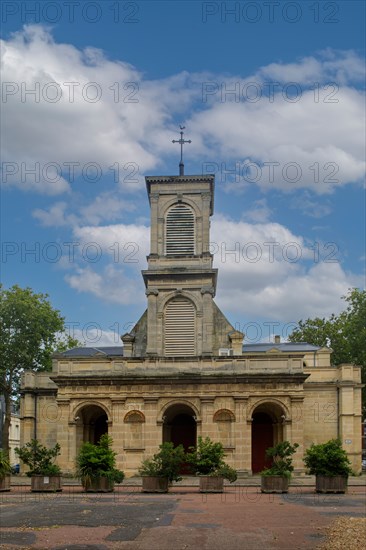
121 129 243 358
142 173 217 356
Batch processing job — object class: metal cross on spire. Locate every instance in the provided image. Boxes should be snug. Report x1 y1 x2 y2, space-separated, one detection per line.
172 125 191 176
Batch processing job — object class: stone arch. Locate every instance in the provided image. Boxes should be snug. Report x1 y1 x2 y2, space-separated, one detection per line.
124 410 145 423
73 402 110 452
72 400 111 423
247 399 290 422
160 401 198 473
158 290 201 315
162 197 201 218
250 400 288 474
158 399 201 424
213 409 236 422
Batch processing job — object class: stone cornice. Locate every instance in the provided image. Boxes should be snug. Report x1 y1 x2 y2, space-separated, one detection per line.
51 372 309 388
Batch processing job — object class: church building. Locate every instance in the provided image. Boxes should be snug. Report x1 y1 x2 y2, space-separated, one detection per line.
20 156 363 475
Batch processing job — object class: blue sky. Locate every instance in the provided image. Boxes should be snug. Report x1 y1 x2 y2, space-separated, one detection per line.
1 0 365 346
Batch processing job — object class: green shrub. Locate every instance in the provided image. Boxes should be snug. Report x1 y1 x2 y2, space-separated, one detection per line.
0 451 12 477
303 439 352 477
139 442 185 483
261 441 299 479
186 436 237 482
76 434 124 484
15 440 61 476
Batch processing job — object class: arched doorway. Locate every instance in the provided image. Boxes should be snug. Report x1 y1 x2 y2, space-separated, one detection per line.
251 403 285 474
76 404 108 450
163 404 197 473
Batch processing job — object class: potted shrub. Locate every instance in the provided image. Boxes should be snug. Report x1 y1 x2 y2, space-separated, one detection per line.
76 434 124 492
0 451 12 492
303 439 352 493
15 439 62 492
139 442 185 493
260 441 299 493
186 436 237 493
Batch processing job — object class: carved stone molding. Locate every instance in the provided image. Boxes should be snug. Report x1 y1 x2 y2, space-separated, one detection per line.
146 289 159 297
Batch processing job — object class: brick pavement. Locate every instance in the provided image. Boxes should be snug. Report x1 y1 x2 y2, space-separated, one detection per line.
0 484 365 549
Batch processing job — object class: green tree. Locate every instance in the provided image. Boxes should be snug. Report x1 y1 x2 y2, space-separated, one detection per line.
0 285 80 456
289 288 366 414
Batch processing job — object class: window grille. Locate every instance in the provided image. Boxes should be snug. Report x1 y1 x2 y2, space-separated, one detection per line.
164 297 196 355
166 204 195 256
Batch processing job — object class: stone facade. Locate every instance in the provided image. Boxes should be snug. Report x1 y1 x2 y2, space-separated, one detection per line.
19 173 363 475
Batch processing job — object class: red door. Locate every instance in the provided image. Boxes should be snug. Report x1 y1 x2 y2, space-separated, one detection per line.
170 414 196 474
251 413 273 473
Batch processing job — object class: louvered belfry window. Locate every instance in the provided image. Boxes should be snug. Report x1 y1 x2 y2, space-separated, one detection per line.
166 204 195 256
164 297 196 356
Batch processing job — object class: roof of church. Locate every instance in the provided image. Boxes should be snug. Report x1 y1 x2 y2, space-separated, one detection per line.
242 343 320 353
59 343 320 358
59 346 123 357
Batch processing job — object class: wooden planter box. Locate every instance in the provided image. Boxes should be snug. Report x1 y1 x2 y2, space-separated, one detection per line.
31 475 62 492
83 477 114 493
0 474 11 492
141 476 169 493
315 475 348 494
261 475 289 493
199 476 224 493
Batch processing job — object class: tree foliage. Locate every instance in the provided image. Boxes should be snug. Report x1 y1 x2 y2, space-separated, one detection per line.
0 284 79 455
261 441 299 479
138 442 185 483
15 439 61 476
76 434 124 485
289 288 366 412
303 439 352 477
186 436 237 482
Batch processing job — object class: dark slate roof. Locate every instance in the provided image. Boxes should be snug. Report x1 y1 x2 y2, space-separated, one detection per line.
242 343 320 353
59 347 123 358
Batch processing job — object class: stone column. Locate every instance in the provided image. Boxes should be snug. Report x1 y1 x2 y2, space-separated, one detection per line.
55 399 73 473
290 397 305 473
144 397 160 454
234 397 249 476
146 289 159 355
201 287 214 355
200 398 215 439
149 193 159 255
111 398 126 468
201 192 211 254
338 365 362 472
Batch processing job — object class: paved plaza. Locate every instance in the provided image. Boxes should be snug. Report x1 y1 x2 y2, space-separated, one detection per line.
0 479 365 550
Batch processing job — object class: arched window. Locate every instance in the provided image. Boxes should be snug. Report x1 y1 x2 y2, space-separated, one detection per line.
124 411 145 423
213 409 235 423
165 203 195 256
123 410 145 450
164 297 196 356
213 409 235 448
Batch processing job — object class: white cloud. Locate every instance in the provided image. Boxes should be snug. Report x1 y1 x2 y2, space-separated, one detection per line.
79 193 136 225
211 215 362 321
32 193 137 227
1 25 193 193
54 212 363 325
68 328 124 347
65 264 144 306
243 199 272 223
2 27 365 196
291 193 332 218
189 87 365 194
258 50 366 85
33 201 76 226
72 223 150 266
